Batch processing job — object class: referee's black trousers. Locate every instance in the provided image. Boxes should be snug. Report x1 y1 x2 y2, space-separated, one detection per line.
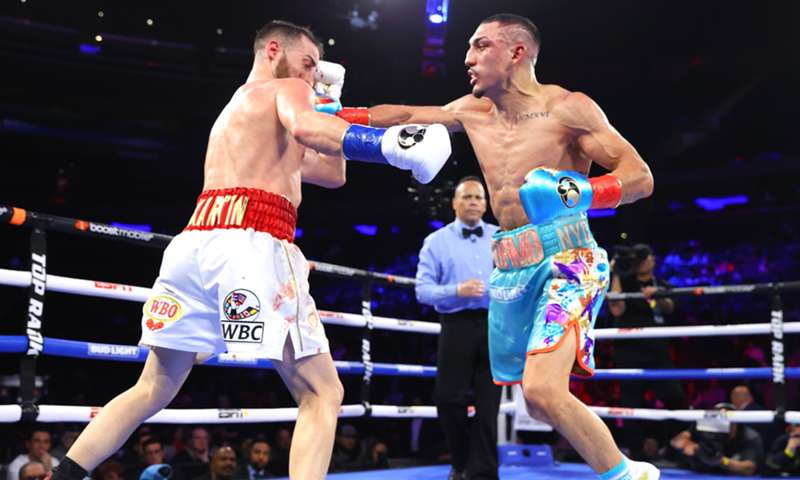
435 309 501 480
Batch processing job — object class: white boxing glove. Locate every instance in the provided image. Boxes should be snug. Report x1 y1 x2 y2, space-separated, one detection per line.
381 124 451 184
314 60 345 101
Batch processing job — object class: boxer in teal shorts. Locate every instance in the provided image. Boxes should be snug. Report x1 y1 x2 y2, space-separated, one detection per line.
489 210 610 384
344 12 662 480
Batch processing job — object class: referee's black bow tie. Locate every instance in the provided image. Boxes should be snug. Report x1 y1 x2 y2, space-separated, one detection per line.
462 226 483 238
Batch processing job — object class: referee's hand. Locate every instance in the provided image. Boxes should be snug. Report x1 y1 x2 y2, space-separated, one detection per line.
457 279 485 298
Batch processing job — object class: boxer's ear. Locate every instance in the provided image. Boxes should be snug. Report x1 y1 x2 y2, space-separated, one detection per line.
511 44 527 63
265 39 281 61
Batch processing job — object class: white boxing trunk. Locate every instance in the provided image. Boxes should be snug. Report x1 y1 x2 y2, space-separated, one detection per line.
139 188 328 362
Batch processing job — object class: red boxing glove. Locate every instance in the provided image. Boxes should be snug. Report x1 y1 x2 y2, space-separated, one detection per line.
336 107 370 125
589 174 622 209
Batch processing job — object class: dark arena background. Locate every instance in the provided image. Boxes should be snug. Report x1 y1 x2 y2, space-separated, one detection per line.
1 1 799 479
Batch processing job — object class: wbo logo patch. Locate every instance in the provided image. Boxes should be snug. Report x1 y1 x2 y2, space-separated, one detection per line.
223 289 261 320
143 294 184 331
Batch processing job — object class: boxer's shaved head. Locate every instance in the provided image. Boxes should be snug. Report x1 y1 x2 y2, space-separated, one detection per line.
480 13 540 62
466 14 541 98
254 20 324 59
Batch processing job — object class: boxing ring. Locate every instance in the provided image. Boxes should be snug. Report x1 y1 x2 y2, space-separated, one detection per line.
1 204 799 479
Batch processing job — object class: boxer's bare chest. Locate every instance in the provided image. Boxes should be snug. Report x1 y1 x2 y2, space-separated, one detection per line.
459 98 590 229
464 107 585 188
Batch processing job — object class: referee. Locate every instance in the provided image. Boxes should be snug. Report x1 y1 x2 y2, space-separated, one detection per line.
415 176 501 480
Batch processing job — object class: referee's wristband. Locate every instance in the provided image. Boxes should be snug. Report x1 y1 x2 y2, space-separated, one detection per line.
785 447 797 459
721 456 731 467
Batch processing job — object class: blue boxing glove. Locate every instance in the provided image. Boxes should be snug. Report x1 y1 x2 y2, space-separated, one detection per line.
140 464 172 480
342 124 451 184
520 168 594 225
520 167 623 224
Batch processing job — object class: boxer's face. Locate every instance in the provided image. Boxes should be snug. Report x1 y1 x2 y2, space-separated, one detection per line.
275 36 320 87
466 22 511 98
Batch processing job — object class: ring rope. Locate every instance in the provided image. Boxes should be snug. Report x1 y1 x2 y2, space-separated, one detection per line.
0 403 796 425
3 204 799 297
1 268 797 339
0 335 795 381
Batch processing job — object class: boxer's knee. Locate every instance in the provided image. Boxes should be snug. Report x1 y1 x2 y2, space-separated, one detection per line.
304 377 344 414
133 375 182 413
522 379 561 420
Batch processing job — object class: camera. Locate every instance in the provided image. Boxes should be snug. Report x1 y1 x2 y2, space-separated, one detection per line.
612 243 652 277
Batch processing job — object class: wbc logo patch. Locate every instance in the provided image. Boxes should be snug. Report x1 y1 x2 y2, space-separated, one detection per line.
223 289 260 320
221 289 265 344
143 295 184 331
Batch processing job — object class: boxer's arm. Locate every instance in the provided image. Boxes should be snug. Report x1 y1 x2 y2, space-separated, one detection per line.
275 79 350 156
369 95 485 132
275 78 452 183
557 92 654 205
301 149 346 188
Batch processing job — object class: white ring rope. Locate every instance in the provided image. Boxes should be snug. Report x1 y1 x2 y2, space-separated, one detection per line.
1 268 798 339
0 403 796 425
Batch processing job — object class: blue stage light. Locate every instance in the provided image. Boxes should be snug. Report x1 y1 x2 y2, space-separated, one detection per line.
354 224 378 236
425 0 449 24
695 195 748 211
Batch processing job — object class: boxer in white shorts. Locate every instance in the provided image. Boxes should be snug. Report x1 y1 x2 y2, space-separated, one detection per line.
52 20 451 480
140 188 328 361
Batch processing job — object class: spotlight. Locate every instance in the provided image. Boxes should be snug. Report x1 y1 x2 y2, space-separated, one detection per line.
216 28 223 35
146 18 154 27
425 0 449 25
97 10 104 18
95 34 103 42
328 38 335 46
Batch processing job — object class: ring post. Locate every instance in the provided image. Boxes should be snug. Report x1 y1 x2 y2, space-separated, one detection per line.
360 281 374 416
20 227 47 421
770 290 786 425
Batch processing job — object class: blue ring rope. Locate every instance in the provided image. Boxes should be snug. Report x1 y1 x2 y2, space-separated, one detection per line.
0 336 794 380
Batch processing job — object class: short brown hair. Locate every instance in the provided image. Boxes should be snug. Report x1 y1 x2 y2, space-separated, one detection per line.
253 20 324 58
481 14 541 46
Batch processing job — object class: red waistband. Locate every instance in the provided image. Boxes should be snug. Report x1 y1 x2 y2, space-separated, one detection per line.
184 188 297 242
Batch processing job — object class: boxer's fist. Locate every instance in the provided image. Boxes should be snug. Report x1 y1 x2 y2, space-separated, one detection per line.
381 124 451 184
314 96 342 115
314 60 345 102
520 168 593 225
342 124 451 183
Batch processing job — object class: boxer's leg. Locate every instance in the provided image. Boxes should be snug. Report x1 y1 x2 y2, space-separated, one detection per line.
55 347 195 478
523 329 624 470
521 248 659 479
272 339 344 480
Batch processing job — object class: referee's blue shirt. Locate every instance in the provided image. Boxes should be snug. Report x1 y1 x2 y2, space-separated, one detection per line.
415 218 499 314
